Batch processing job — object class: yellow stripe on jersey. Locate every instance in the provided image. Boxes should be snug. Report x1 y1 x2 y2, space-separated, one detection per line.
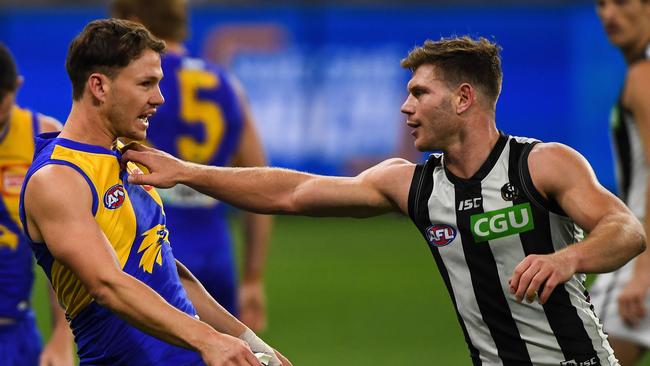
0 223 19 250
48 144 138 318
0 106 36 234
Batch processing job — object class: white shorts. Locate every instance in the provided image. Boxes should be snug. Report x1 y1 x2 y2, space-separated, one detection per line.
590 258 650 348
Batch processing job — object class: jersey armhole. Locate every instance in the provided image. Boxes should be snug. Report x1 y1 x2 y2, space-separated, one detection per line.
408 154 441 223
407 164 425 221
518 142 567 216
20 160 99 243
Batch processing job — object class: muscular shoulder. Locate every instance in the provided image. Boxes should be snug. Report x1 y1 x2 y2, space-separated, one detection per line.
359 158 416 180
527 142 595 199
623 60 650 109
36 114 63 133
26 164 93 208
24 164 94 241
357 158 416 213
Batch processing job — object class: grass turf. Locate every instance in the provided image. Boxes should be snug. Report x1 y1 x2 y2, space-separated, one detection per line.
32 215 646 365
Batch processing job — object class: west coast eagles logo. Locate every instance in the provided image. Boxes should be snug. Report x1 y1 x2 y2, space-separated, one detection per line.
103 184 126 209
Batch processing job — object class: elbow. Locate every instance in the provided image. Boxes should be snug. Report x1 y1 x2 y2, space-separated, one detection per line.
88 282 113 307
637 228 647 255
86 274 121 307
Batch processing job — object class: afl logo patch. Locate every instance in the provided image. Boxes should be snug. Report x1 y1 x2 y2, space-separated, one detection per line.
425 224 457 247
104 184 126 209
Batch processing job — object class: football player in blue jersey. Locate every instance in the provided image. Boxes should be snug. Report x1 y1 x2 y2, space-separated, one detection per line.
110 0 272 332
0 43 74 366
20 19 289 366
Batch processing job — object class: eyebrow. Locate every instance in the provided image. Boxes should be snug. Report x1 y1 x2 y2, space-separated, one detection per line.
408 83 428 93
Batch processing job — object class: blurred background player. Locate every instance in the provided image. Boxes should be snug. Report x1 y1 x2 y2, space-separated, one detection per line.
590 0 650 364
110 0 272 331
0 43 73 366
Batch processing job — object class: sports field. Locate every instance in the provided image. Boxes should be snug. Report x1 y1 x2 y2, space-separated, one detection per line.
32 215 644 365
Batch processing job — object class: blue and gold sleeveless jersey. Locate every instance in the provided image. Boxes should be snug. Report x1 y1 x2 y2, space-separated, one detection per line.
0 105 39 319
19 133 203 365
147 53 245 313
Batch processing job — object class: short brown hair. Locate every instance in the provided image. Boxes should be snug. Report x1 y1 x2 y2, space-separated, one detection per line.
110 0 188 43
401 36 503 105
66 18 166 100
0 43 18 100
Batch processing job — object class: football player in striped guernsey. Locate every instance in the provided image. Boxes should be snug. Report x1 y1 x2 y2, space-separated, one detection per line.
124 36 645 366
590 0 650 364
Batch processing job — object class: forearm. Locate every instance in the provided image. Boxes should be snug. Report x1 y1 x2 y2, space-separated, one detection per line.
630 188 650 281
568 211 644 273
47 286 73 345
94 271 219 352
180 163 308 215
242 212 272 282
176 260 246 336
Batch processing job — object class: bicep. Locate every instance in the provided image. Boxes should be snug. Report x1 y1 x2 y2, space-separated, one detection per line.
625 64 650 163
229 77 266 168
25 166 122 289
529 143 629 232
230 109 266 168
293 159 414 217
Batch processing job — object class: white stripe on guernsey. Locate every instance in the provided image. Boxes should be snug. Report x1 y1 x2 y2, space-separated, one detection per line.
427 167 503 365
548 214 619 366
477 145 565 364
623 114 647 219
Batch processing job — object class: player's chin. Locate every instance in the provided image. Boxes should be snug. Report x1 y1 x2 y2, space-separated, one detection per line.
126 130 147 142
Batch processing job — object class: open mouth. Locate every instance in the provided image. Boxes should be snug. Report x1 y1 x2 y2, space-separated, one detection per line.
137 109 156 126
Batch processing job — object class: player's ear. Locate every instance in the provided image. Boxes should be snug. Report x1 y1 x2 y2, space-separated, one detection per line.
455 83 474 114
87 73 111 103
15 76 24 91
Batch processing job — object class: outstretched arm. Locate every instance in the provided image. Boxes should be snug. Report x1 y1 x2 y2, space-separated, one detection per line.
24 165 261 366
124 144 414 218
229 84 272 332
509 143 645 304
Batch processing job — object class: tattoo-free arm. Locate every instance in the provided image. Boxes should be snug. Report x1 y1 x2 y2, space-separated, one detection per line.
124 145 414 218
24 165 259 366
228 84 272 331
509 143 644 304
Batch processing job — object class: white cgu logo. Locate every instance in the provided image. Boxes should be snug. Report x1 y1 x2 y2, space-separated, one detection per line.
473 209 530 236
470 203 534 242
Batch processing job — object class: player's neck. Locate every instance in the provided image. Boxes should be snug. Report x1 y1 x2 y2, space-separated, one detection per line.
443 121 500 179
622 34 650 64
60 102 116 150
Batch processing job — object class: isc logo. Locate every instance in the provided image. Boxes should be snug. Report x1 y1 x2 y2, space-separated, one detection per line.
425 224 457 247
560 356 598 366
104 184 126 209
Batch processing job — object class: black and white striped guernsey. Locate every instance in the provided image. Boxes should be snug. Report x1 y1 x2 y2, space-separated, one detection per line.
408 133 617 366
611 43 650 220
